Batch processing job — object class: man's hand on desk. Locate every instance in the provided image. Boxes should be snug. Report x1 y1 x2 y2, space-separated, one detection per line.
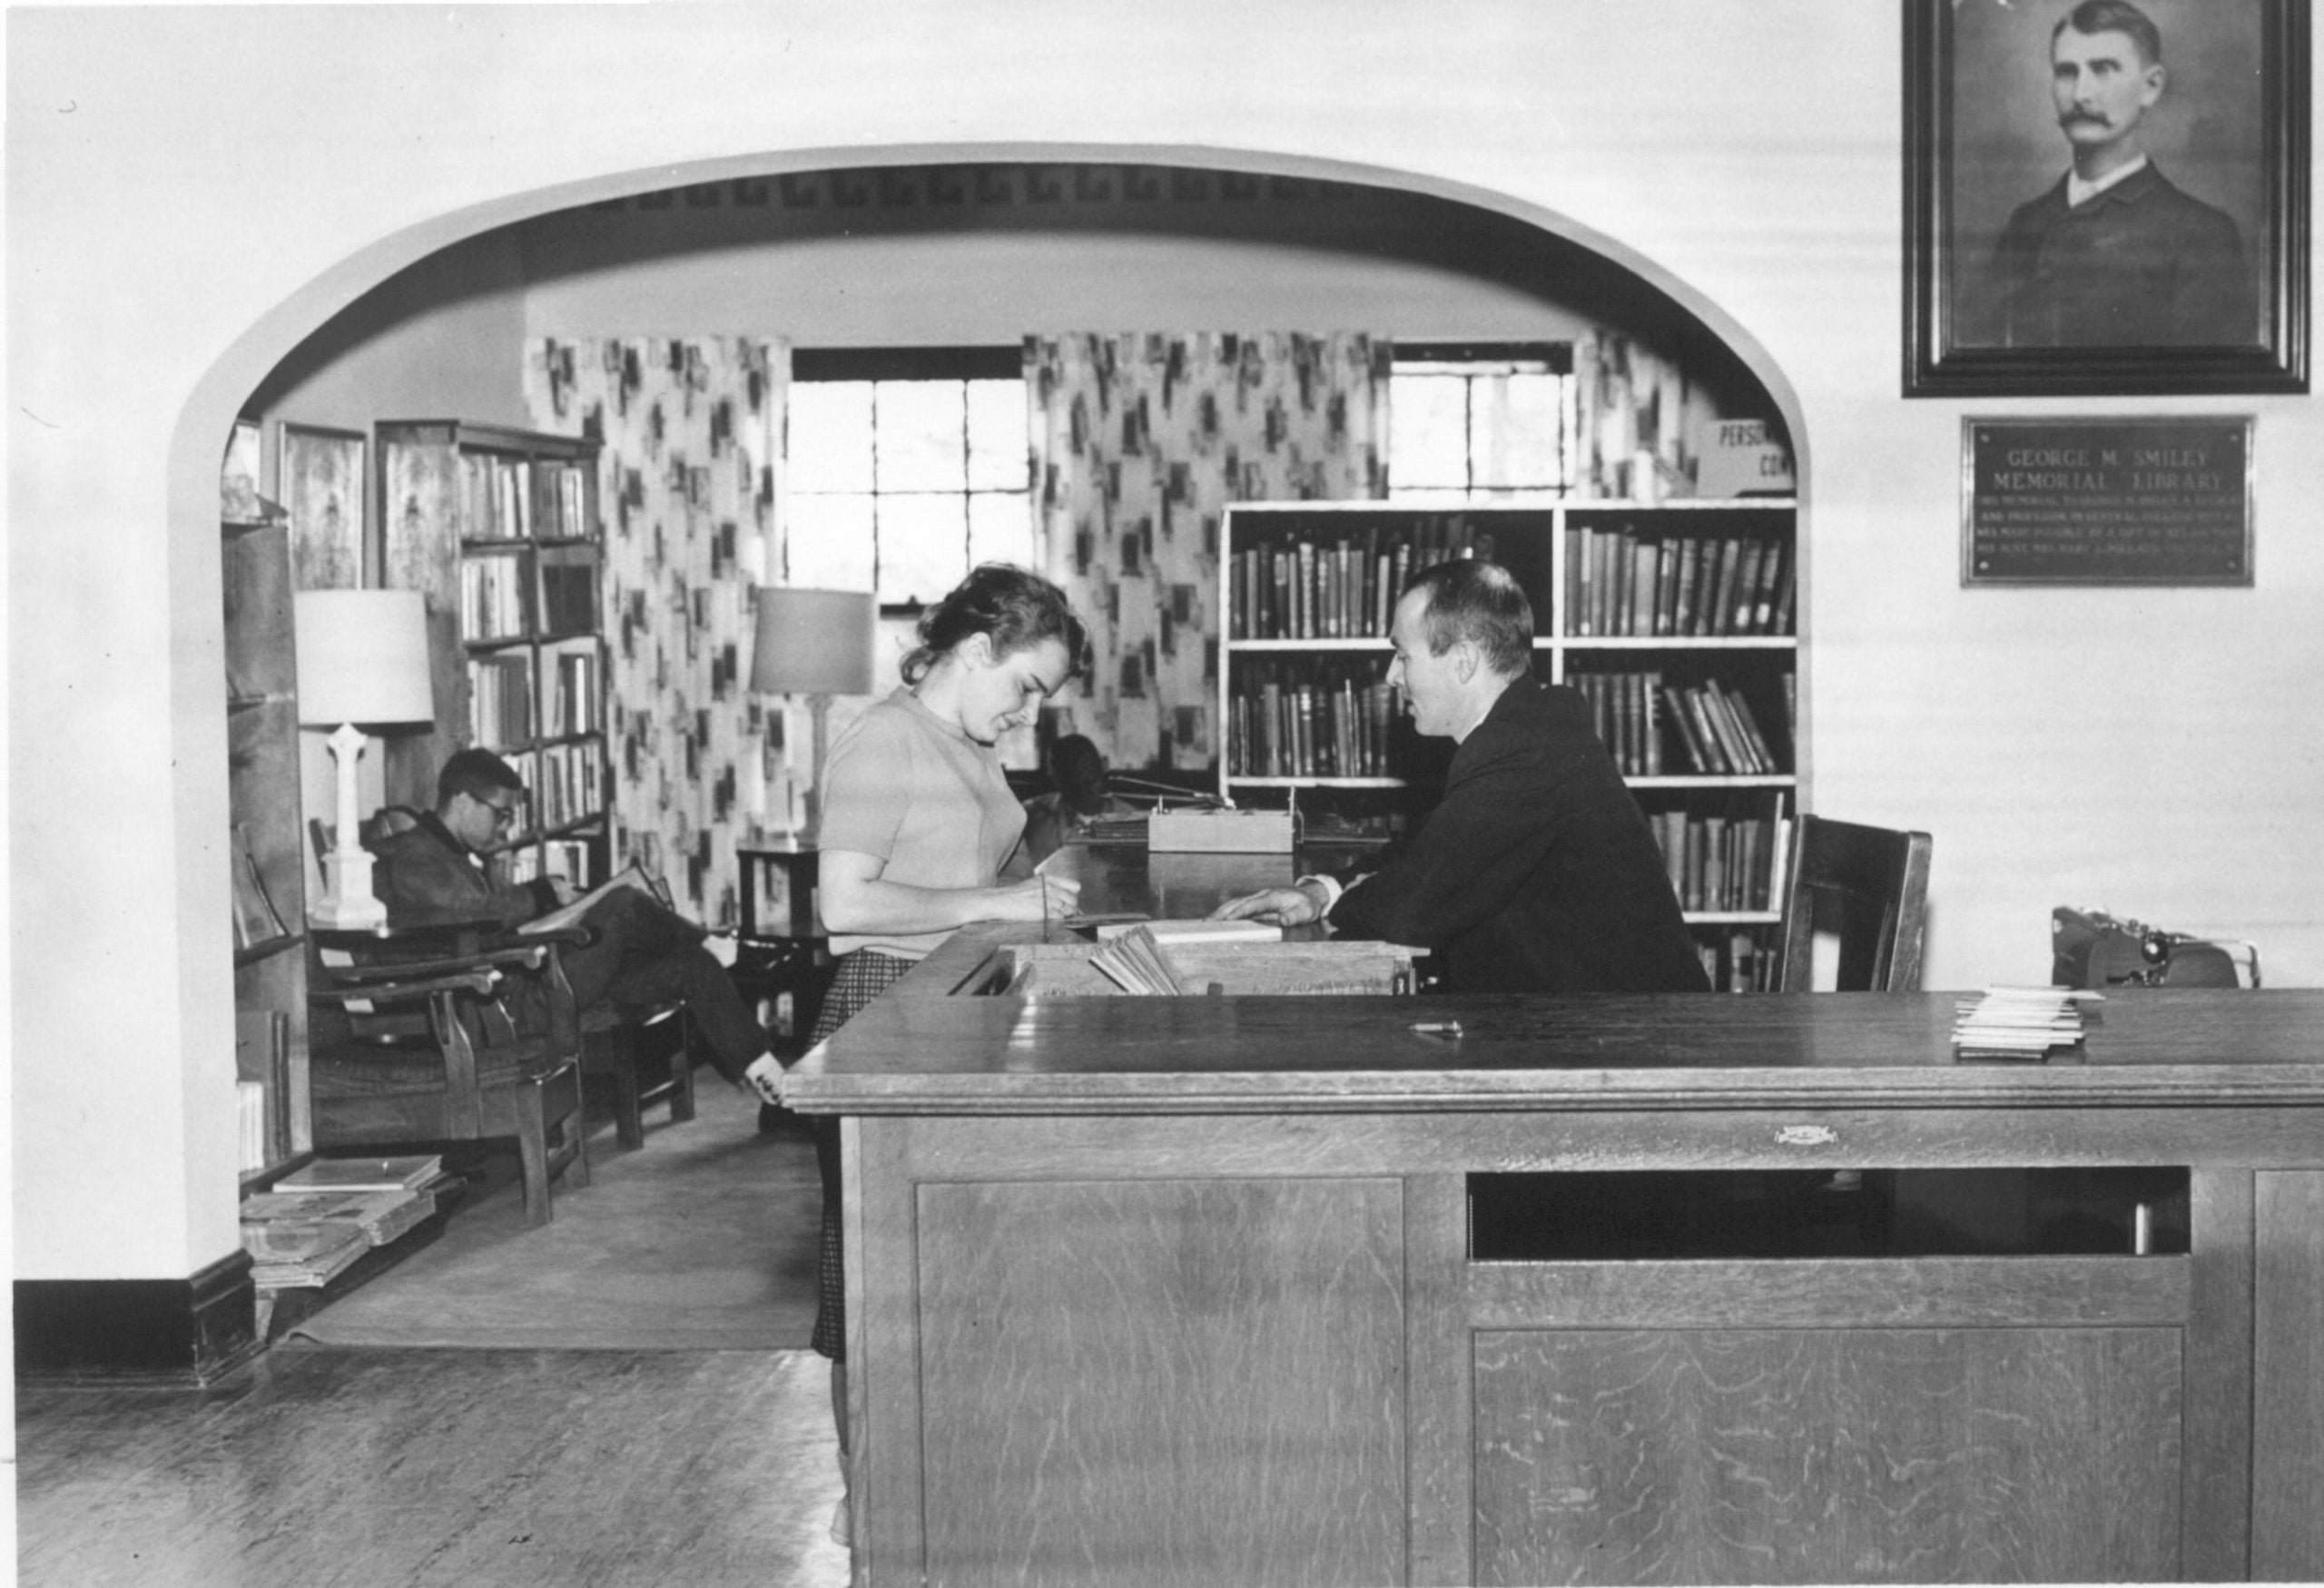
1210 880 1331 929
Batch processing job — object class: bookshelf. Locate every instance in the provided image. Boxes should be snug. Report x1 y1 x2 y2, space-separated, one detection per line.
222 497 309 1178
377 420 609 890
1217 500 1802 990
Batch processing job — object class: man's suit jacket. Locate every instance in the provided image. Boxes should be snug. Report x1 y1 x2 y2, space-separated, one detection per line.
1984 162 2253 348
1328 678 1709 995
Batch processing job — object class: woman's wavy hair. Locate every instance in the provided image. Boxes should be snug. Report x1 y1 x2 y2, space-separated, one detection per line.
901 563 1089 686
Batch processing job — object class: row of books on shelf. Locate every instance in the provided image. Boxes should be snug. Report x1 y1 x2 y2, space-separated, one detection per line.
468 654 535 746
1568 528 1794 638
461 551 535 641
239 1154 443 1290
458 452 593 543
1225 676 1402 779
1573 670 1789 777
1647 807 1790 915
468 650 602 746
236 1081 271 1177
236 1013 290 1175
539 562 599 637
545 647 602 738
514 739 606 831
462 556 602 643
507 838 595 889
1228 520 1496 641
1696 929 1779 994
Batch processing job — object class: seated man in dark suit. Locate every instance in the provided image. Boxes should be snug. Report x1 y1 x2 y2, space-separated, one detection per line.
1212 558 1709 995
369 747 784 1105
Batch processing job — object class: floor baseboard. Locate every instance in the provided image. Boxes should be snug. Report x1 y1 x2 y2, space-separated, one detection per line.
15 1249 261 1388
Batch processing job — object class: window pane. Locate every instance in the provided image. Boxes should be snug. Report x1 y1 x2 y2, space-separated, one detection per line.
785 493 876 591
874 381 967 493
965 379 1029 492
1388 486 1476 508
1388 374 1470 489
877 493 970 607
788 382 875 494
968 490 1037 572
1471 373 1566 489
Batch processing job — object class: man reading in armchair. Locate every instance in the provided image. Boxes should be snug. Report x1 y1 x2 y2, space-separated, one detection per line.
370 747 785 1106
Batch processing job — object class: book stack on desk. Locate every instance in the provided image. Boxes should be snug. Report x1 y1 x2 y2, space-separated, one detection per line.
1953 987 2092 1060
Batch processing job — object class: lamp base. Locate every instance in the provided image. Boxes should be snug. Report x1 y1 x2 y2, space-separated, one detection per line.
310 845 388 931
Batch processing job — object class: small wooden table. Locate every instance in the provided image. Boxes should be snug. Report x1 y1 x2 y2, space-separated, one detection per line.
733 833 831 1052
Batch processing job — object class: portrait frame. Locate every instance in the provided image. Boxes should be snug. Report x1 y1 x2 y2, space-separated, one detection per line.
1905 0 2308 397
276 421 369 588
220 417 263 522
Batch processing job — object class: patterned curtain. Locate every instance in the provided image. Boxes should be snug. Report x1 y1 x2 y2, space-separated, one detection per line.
1027 332 1388 771
524 336 786 929
1573 329 1715 502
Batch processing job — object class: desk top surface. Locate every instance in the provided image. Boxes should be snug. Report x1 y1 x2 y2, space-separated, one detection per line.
780 843 2324 1114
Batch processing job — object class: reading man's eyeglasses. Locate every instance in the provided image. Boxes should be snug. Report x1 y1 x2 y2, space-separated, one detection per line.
476 794 521 829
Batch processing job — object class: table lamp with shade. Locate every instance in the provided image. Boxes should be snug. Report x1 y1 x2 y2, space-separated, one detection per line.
293 588 435 930
750 587 876 839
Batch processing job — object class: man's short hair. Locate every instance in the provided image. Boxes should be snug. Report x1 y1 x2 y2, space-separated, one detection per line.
1404 557 1536 678
437 747 525 809
2055 0 2162 69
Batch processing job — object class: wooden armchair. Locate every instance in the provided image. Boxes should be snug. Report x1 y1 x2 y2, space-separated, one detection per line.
307 918 589 1226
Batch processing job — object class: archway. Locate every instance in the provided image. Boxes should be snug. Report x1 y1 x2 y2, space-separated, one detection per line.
171 142 1807 582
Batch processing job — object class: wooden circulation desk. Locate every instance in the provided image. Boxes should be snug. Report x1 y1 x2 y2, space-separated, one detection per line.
782 848 2324 1587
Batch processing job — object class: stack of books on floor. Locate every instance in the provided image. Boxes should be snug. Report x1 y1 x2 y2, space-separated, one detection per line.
240 1154 444 1290
1952 987 2093 1060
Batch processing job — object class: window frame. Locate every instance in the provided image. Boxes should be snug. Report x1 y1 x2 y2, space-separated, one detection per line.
1388 340 1579 503
786 345 1031 614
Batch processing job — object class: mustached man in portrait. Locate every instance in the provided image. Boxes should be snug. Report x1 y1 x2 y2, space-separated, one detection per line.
1962 0 2260 348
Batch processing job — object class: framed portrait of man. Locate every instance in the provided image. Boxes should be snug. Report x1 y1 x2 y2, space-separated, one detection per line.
1906 0 2308 396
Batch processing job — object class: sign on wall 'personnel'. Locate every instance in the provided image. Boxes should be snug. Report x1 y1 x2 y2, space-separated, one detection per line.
1962 417 2252 585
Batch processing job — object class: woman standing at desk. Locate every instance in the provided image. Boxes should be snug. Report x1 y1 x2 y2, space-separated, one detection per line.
803 563 1087 1544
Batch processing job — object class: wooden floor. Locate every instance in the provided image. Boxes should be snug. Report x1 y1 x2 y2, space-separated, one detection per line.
15 1344 850 1587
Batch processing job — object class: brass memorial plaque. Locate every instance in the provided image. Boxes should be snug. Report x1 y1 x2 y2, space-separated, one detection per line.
1962 417 2253 586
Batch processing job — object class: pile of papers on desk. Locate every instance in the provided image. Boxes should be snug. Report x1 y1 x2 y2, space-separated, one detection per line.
1953 986 2094 1060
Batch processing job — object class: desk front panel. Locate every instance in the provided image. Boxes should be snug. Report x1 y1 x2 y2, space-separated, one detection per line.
846 1106 2317 1587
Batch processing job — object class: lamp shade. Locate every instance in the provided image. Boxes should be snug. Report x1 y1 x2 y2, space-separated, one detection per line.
293 589 435 726
750 587 876 697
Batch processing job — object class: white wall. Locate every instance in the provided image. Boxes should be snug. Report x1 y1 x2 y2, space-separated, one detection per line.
9 0 2320 1282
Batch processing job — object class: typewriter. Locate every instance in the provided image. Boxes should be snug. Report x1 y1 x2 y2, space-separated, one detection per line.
2051 906 2259 990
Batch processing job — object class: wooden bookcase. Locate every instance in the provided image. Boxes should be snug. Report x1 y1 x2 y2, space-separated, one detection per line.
222 499 309 1177
376 420 609 889
1217 500 1802 990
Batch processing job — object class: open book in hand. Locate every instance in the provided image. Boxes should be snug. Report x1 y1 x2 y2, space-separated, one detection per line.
517 863 674 936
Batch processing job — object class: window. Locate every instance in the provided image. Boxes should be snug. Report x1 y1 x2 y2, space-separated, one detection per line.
783 347 1033 608
1387 343 1578 503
